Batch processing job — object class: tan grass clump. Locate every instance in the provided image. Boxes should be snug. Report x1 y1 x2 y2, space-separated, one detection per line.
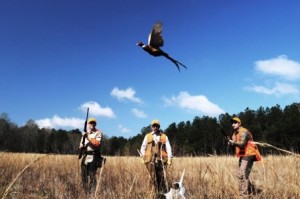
0 153 299 199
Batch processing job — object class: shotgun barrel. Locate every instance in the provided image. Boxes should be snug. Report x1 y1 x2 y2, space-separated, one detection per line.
78 107 89 159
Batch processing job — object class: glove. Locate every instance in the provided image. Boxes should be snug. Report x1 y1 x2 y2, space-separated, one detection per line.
167 158 172 165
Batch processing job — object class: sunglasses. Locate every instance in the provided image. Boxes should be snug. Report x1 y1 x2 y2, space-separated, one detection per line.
89 122 96 125
232 121 238 124
152 124 160 128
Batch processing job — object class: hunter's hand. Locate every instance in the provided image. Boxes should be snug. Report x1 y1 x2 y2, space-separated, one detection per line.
167 158 172 165
228 139 235 145
224 136 230 141
141 159 145 164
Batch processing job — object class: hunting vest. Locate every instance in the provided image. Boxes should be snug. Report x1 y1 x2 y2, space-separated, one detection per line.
232 127 261 161
82 129 102 164
84 130 102 151
143 132 168 163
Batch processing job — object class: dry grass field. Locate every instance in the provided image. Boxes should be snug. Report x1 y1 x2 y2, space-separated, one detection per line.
0 152 299 199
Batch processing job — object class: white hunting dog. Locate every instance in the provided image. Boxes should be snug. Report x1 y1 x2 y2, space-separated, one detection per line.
164 169 186 199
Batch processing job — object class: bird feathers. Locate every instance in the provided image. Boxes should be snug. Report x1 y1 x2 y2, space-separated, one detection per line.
137 21 187 71
148 22 164 48
163 53 187 71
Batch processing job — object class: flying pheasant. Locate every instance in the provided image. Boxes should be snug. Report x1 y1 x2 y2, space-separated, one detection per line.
136 22 187 71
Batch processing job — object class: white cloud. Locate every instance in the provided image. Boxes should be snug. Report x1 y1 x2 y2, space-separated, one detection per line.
118 124 131 133
80 101 115 118
245 82 299 96
255 55 300 80
132 108 147 118
111 87 142 103
163 91 225 117
246 55 300 97
35 115 84 129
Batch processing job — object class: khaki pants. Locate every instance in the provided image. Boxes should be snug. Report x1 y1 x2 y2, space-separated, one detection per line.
238 156 255 195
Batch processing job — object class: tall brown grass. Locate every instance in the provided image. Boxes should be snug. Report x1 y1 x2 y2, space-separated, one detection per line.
0 152 299 199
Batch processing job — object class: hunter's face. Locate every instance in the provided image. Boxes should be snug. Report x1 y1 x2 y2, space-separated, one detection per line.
88 122 96 130
152 124 160 133
232 121 240 130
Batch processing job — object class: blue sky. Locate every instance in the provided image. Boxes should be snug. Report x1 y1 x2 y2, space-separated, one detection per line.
1 1 300 138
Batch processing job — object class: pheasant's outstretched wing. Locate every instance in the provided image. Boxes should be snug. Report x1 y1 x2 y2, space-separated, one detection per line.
148 22 164 48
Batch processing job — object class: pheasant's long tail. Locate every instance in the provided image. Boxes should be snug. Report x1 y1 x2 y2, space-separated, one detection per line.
163 53 187 71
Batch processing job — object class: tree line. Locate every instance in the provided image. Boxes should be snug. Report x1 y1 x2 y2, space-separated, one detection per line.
0 102 299 156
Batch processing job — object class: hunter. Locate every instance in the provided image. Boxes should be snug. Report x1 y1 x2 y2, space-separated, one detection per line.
79 118 103 194
140 119 173 194
227 117 261 196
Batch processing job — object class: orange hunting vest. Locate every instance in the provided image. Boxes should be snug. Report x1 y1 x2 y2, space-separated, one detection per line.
232 127 261 161
143 132 168 163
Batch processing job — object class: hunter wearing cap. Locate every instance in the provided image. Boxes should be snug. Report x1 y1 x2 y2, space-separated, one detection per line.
140 119 173 194
227 117 261 196
79 118 104 194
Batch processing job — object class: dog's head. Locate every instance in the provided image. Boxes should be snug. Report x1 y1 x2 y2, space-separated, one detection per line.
164 169 186 199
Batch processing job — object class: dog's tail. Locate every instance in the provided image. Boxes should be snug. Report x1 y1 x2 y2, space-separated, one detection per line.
179 169 185 186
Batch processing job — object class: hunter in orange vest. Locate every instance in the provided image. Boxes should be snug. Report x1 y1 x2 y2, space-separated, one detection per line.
140 119 173 194
228 117 261 196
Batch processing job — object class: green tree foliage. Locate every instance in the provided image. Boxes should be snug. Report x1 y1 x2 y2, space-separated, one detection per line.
0 102 300 155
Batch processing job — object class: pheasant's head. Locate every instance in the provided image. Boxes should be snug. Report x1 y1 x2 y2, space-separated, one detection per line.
136 42 144 47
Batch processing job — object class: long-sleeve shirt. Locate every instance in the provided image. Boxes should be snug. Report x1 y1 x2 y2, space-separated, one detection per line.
80 129 103 164
80 129 103 151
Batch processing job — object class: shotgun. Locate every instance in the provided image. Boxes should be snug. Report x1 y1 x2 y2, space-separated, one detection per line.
220 126 231 156
78 107 89 159
221 128 230 140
